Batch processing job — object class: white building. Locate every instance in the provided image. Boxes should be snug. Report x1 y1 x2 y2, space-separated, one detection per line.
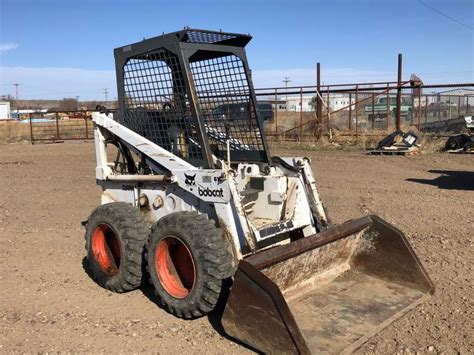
286 95 314 112
285 94 354 112
436 88 474 106
322 93 355 111
0 101 11 120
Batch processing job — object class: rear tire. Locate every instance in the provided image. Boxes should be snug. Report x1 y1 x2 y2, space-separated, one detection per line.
85 202 148 292
146 211 235 319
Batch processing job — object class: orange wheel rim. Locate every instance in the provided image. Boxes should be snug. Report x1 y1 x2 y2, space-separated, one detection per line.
155 236 196 299
91 224 121 276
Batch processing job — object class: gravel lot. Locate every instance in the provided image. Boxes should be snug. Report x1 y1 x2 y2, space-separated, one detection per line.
0 141 472 354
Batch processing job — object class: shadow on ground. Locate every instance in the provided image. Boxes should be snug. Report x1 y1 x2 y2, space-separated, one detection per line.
407 170 474 191
140 278 256 353
82 254 255 351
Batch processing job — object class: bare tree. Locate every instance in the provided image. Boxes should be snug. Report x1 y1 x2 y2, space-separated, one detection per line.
58 98 79 111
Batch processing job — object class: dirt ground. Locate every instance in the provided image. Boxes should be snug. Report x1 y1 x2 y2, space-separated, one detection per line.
0 141 472 354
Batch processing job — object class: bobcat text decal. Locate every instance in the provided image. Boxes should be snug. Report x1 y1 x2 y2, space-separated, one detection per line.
198 187 224 198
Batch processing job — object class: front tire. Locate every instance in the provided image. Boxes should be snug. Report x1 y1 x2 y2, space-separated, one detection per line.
85 202 148 292
146 211 235 319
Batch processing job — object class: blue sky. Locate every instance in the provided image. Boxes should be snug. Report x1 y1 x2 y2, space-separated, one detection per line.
0 0 473 100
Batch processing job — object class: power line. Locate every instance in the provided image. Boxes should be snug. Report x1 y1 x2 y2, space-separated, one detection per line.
416 0 473 30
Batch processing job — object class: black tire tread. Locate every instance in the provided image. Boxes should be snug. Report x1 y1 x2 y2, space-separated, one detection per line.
85 202 148 293
146 211 235 319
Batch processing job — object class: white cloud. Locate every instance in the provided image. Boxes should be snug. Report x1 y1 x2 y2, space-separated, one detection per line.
0 43 19 52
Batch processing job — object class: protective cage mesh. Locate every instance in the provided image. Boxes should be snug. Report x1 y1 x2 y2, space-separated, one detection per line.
121 48 204 163
184 30 237 44
190 54 265 159
120 49 265 165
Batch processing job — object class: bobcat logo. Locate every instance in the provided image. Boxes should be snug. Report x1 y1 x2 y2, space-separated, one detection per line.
184 173 196 186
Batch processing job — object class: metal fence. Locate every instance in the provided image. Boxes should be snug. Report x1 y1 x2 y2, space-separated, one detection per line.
25 83 473 144
28 110 116 143
255 82 473 142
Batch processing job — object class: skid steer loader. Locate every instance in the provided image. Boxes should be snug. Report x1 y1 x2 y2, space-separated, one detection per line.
85 29 434 353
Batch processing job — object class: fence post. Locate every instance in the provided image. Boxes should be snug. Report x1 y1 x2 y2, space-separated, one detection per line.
316 62 322 125
348 92 352 130
371 93 375 129
458 96 461 117
85 114 89 139
326 87 330 135
355 85 359 140
417 91 421 129
386 83 390 130
448 98 452 119
425 95 428 123
29 113 34 144
55 112 60 140
437 95 441 121
466 96 469 115
299 87 303 141
395 53 402 131
274 88 278 135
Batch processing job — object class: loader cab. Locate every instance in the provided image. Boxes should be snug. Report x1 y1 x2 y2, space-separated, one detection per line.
113 29 271 169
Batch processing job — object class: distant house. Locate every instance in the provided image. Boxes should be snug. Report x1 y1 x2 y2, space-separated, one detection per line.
286 94 354 112
11 109 48 119
321 93 355 111
0 101 11 120
286 95 314 112
257 99 286 111
436 88 474 106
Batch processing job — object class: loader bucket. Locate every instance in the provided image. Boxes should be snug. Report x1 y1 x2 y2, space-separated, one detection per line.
222 215 434 354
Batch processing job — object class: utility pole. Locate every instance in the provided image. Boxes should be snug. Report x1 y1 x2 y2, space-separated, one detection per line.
103 88 109 105
282 77 291 111
13 83 20 117
75 96 80 111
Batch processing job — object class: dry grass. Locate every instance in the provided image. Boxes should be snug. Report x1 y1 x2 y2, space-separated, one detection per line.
0 119 91 143
0 121 31 143
1 118 452 155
